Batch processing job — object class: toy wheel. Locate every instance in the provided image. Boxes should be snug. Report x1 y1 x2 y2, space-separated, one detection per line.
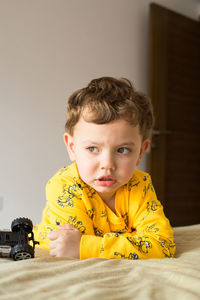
11 244 34 261
11 217 33 233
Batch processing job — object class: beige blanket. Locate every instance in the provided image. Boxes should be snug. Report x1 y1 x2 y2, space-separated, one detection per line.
0 224 200 300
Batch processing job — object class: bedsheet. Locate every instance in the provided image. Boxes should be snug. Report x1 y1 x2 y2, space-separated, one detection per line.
0 224 200 300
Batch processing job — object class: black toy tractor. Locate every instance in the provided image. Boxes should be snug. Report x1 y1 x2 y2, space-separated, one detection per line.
0 217 39 261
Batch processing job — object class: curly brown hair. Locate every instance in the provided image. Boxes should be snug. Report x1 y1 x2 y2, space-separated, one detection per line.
65 77 154 140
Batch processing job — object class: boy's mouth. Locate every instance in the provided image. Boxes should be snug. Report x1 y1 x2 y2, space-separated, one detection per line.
95 176 116 187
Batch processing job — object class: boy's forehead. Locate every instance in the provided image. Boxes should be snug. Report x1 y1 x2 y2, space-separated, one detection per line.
74 117 141 141
76 116 137 129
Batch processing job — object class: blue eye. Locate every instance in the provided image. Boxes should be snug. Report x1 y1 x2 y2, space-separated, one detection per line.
118 147 131 154
87 146 98 153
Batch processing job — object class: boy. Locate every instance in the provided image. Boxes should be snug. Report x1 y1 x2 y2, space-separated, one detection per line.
34 77 175 260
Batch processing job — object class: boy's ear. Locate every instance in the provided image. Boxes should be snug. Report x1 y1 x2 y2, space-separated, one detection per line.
63 133 76 161
136 139 150 166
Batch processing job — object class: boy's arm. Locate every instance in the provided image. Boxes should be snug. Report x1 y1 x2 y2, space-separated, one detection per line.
33 176 95 250
80 176 176 260
81 214 175 260
35 174 175 259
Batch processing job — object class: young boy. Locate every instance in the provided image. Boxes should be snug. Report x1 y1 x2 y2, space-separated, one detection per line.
34 77 175 260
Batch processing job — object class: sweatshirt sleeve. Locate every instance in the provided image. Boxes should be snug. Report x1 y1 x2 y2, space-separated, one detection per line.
33 174 95 250
80 175 176 260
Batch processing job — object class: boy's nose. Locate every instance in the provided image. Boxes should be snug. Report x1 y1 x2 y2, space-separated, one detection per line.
100 151 116 171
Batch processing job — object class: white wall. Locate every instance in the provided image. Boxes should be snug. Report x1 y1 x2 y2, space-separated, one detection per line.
0 0 199 228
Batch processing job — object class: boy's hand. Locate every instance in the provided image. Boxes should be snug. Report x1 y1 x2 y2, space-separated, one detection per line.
48 224 81 258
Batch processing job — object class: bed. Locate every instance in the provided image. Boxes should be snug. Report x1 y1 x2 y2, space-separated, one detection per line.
0 224 200 300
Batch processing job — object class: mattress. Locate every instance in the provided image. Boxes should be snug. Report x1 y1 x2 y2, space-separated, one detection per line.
0 224 200 300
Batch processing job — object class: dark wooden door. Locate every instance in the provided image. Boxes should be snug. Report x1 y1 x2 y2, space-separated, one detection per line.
147 3 200 226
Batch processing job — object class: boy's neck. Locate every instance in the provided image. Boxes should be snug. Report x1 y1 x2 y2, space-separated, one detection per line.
99 193 116 214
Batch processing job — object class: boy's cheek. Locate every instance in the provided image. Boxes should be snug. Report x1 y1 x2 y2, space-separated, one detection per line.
118 163 136 182
78 168 95 183
77 160 96 178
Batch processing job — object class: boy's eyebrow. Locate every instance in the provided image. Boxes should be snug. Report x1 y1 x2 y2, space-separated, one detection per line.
82 140 135 146
82 140 99 144
118 142 135 146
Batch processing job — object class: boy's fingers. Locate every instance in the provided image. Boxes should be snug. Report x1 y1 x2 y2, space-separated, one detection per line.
49 248 57 257
48 223 79 241
48 230 59 240
58 224 78 231
49 241 55 249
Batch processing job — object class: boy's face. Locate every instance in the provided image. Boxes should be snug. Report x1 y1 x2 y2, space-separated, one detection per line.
64 117 150 203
